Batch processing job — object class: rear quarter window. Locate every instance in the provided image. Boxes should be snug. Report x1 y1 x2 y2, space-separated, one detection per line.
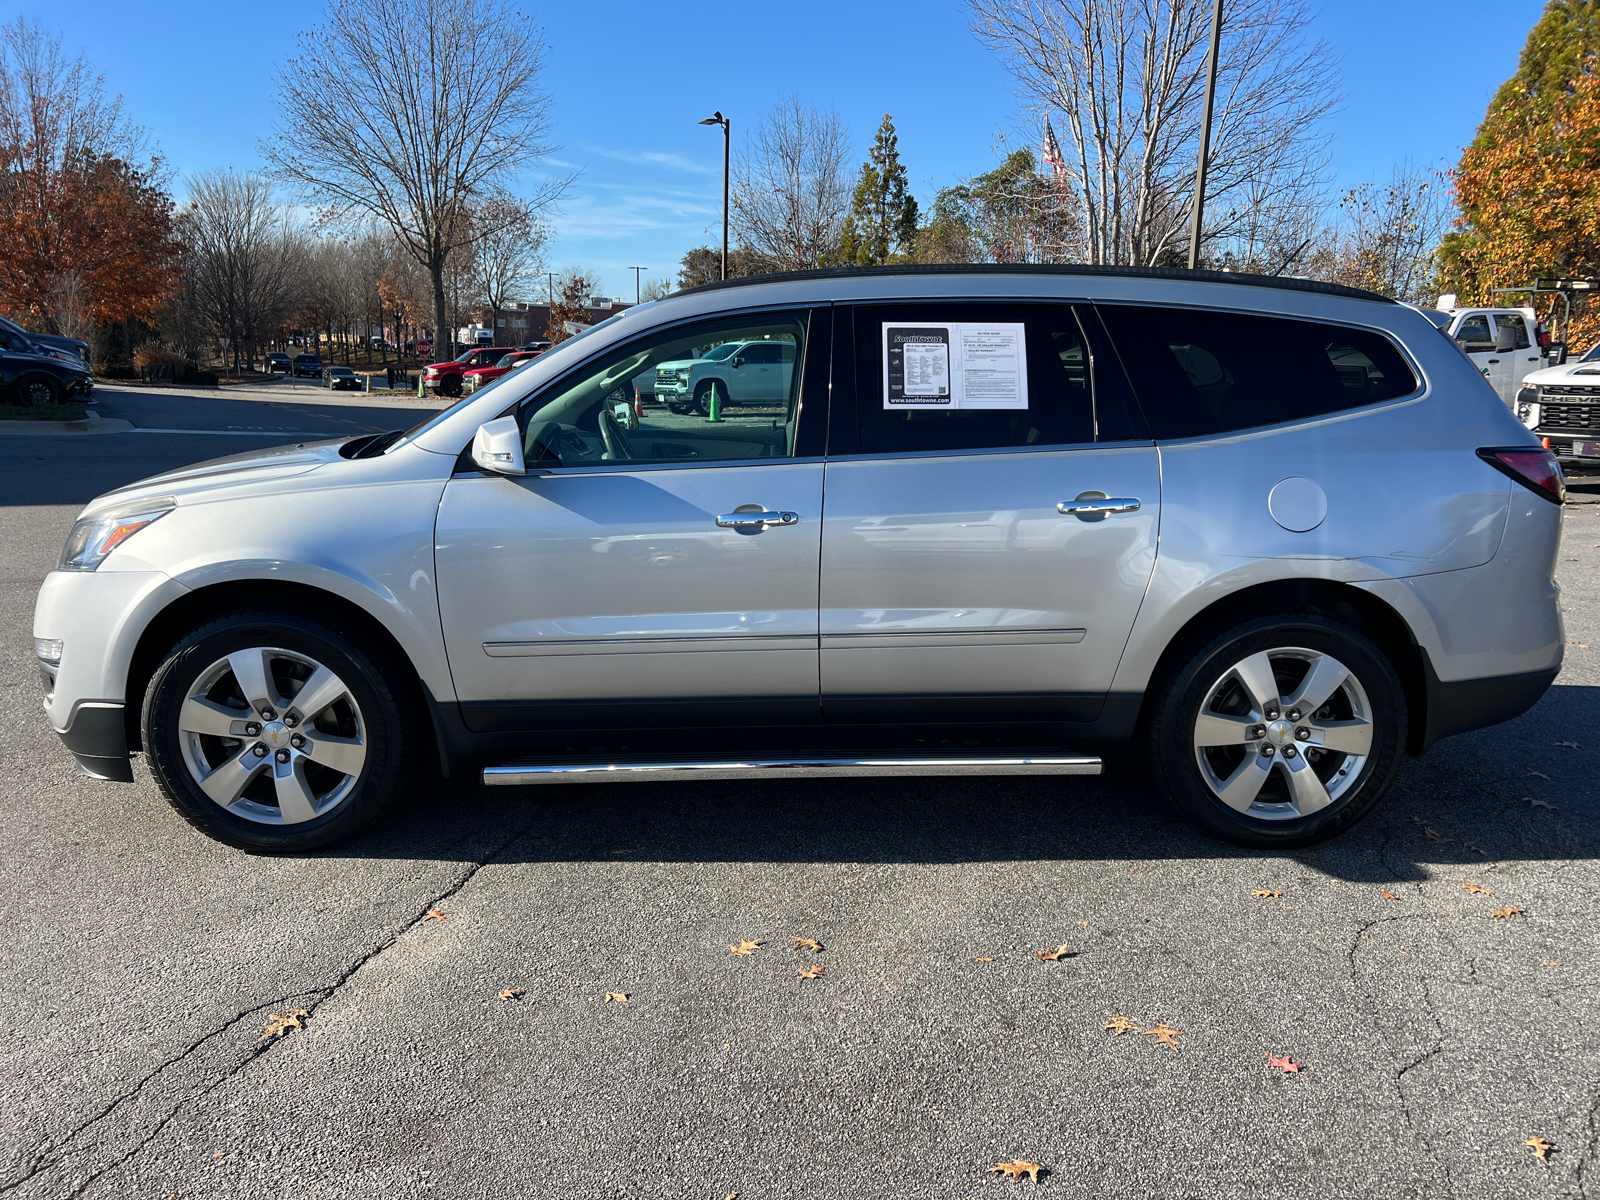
1097 305 1419 439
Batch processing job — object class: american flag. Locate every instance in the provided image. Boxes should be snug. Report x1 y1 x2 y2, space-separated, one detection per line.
1041 118 1067 178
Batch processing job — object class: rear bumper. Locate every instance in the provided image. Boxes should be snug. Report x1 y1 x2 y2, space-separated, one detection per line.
1416 658 1558 753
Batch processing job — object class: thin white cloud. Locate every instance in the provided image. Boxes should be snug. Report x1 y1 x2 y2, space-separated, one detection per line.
582 144 721 177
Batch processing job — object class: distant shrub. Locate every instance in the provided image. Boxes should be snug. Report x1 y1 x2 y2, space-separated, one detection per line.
132 341 184 370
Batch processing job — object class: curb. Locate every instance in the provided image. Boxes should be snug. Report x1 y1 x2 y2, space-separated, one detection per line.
0 411 104 434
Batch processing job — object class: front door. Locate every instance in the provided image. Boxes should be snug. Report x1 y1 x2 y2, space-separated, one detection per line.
819 302 1160 723
1452 313 1500 397
434 309 826 732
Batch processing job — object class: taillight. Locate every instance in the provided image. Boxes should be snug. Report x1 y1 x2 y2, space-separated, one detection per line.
1477 446 1566 505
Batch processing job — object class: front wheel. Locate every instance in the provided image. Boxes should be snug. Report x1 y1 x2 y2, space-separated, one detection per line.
1143 613 1406 848
142 609 420 852
15 374 62 407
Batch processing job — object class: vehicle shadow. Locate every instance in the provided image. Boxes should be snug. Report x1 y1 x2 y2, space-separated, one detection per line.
338 683 1599 882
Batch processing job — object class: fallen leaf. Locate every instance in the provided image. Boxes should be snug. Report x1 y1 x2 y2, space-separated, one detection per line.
1462 883 1496 896
989 1159 1043 1183
259 1009 309 1039
604 992 628 1003
1423 826 1453 844
1464 841 1487 855
1074 920 1089 927
1554 740 1581 749
1143 1022 1183 1050
610 848 637 855
975 957 994 962
1266 1053 1302 1074
1295 850 1317 859
797 964 825 980
1103 1015 1139 1036
790 936 824 953
728 940 764 956
1528 770 1552 781
1128 869 1144 875
1378 890 1399 900
1034 943 1072 961
498 988 525 1001
423 909 447 922
213 1149 226 1159
1525 1135 1554 1163
1529 797 1558 811
1251 889 1282 898
1490 907 1523 918
1541 961 1561 967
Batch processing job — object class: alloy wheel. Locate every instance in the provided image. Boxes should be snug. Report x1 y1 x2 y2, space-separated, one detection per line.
175 646 367 825
1191 646 1373 820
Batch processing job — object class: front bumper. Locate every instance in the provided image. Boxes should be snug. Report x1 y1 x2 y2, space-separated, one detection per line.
1536 432 1600 464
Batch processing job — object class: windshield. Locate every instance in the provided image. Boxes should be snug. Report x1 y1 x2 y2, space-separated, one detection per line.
1581 343 1600 362
700 342 741 361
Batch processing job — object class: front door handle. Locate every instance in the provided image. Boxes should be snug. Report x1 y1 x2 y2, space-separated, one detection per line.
715 510 799 528
1057 497 1141 517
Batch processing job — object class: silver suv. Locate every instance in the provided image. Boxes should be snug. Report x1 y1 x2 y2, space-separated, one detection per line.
33 267 1566 852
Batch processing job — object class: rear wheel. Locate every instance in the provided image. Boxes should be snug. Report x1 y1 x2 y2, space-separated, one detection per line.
439 374 463 398
142 609 419 852
1143 613 1406 847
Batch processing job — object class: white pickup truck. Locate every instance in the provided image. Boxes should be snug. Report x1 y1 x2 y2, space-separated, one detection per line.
1513 341 1600 468
652 338 796 415
1421 302 1550 405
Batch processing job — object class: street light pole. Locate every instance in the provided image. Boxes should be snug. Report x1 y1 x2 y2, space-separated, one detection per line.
1187 0 1224 271
699 111 730 280
629 266 647 305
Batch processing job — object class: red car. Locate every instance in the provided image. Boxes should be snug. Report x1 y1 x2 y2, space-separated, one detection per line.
421 346 516 397
461 349 542 394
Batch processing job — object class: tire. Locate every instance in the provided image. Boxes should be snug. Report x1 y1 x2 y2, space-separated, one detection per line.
692 380 715 416
439 374 463 398
141 608 421 852
1142 612 1406 848
14 374 61 407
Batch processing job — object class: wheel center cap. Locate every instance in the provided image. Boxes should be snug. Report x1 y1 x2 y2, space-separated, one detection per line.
261 721 290 748
1267 719 1295 745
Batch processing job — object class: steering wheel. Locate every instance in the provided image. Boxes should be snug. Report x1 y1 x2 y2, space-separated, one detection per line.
598 406 635 460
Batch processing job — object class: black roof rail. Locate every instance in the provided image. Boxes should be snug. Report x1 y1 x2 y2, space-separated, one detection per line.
676 262 1396 304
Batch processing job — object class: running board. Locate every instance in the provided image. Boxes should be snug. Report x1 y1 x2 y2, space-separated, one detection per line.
482 752 1101 786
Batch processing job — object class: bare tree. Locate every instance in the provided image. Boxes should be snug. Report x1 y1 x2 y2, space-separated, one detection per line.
180 170 305 369
1304 164 1450 303
546 268 599 344
469 194 547 336
640 277 674 302
730 97 852 271
969 0 1337 266
265 0 565 360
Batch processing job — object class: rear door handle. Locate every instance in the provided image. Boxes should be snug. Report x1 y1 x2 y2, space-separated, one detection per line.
715 510 799 528
1057 497 1141 517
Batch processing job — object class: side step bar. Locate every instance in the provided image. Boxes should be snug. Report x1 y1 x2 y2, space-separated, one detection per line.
483 752 1102 786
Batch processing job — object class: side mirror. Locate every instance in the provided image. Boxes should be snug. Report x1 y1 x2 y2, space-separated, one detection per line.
1495 324 1517 352
730 356 744 369
471 415 525 476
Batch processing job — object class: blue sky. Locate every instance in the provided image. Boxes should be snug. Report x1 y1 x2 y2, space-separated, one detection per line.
15 0 1545 300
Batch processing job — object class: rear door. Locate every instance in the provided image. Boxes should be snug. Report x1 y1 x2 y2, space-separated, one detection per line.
818 302 1160 723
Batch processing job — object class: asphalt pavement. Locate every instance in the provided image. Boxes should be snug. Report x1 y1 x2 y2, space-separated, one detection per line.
1 387 1596 1200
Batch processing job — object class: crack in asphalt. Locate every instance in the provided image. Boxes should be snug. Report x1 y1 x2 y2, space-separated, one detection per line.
1578 1077 1600 1198
5 817 542 1200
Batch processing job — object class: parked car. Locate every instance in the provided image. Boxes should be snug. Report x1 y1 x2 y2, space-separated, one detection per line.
461 350 540 394
0 316 86 369
292 354 323 378
653 337 796 415
264 353 291 374
420 347 515 397
323 366 362 391
1429 304 1549 405
33 265 1563 854
0 324 93 405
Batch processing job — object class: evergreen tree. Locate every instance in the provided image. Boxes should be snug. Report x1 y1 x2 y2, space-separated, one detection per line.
838 115 920 265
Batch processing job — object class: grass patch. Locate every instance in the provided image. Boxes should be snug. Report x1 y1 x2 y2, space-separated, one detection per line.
0 402 88 422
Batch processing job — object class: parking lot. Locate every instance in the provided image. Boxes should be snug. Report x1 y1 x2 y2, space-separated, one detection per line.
2 385 1597 1199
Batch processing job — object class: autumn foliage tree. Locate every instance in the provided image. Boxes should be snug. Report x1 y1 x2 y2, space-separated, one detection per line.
1440 3 1600 344
0 20 180 333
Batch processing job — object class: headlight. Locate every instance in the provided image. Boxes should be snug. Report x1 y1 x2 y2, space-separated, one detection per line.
58 498 176 571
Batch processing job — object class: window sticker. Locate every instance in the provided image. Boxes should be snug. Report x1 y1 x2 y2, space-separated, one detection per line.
882 322 1027 409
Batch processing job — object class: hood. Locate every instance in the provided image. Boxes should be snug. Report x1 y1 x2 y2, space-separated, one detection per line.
1524 360 1600 386
81 438 351 516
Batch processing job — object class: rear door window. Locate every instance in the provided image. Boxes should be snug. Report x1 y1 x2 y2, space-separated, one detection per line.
841 303 1142 455
1096 305 1419 440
